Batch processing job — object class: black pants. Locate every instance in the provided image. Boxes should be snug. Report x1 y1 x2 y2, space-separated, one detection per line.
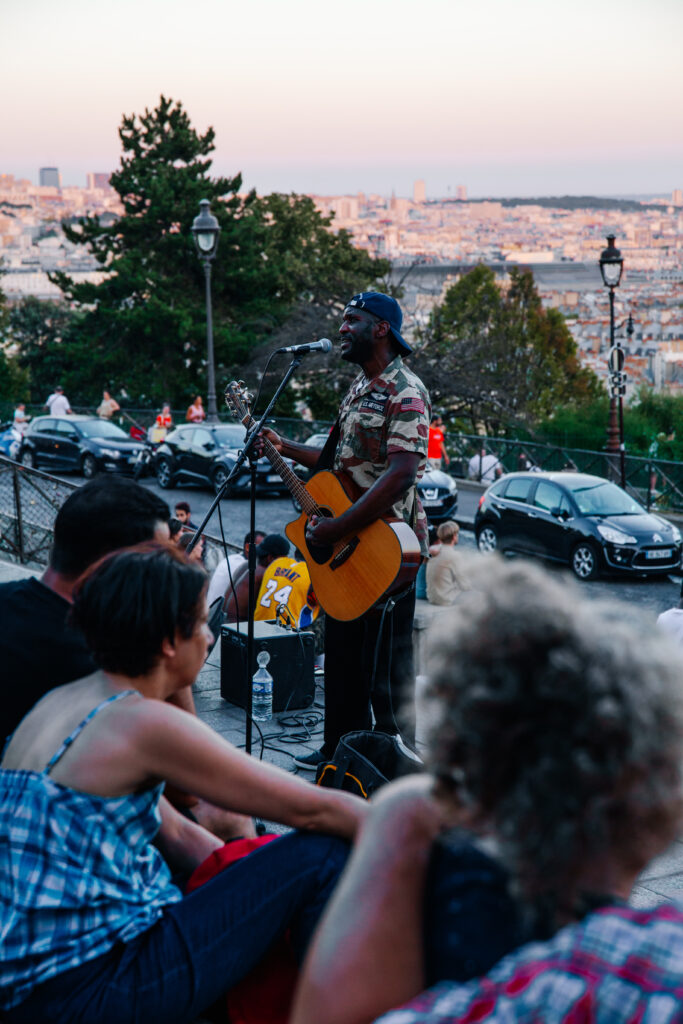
322 586 416 757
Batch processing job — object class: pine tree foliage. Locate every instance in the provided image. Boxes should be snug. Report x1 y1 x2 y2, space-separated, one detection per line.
49 96 386 406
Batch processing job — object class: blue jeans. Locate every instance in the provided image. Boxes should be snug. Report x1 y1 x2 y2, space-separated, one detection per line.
6 832 349 1024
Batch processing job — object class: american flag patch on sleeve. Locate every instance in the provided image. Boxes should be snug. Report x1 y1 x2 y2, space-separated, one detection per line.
401 396 425 414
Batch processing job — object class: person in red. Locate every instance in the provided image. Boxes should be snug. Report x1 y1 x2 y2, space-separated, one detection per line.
427 414 449 470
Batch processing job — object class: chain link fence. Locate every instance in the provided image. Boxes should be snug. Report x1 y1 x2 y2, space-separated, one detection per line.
0 457 77 569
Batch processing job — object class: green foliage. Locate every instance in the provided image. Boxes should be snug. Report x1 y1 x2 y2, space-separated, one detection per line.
0 279 30 405
535 388 683 461
412 265 601 433
7 298 79 402
46 96 387 407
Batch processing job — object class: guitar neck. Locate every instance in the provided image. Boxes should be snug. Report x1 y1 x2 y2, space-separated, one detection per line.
241 414 318 517
264 438 317 513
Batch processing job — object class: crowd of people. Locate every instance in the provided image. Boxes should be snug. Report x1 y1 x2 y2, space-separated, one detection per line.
3 290 683 1023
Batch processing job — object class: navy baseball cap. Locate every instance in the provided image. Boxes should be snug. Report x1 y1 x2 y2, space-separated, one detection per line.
345 292 411 355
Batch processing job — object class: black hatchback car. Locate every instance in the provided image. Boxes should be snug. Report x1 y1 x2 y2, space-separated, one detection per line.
475 471 682 580
19 416 147 478
153 423 292 496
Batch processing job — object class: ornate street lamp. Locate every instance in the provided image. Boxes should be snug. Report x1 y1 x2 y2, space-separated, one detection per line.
599 235 625 487
191 199 221 423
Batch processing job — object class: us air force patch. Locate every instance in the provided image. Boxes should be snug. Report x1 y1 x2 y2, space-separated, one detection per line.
360 391 388 414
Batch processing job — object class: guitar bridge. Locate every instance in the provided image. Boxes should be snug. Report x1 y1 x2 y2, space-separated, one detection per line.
330 537 360 570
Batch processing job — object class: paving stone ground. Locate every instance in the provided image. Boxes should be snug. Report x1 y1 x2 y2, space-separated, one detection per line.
1 555 681 907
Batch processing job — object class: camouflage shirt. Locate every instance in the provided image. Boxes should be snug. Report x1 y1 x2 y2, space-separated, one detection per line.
334 355 431 555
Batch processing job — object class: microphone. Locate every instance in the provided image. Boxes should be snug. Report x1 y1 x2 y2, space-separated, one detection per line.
276 338 333 355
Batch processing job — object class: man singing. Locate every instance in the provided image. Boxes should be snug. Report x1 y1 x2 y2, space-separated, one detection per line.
260 292 430 768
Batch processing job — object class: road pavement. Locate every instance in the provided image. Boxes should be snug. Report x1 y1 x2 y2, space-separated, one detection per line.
137 476 682 619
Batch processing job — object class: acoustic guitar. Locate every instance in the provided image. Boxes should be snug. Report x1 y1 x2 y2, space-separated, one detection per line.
225 381 421 621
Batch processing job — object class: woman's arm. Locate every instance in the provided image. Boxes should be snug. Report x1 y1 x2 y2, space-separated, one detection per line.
135 701 368 840
291 777 445 1024
155 795 223 874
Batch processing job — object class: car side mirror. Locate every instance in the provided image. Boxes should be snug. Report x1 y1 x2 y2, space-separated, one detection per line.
203 441 216 451
552 507 570 520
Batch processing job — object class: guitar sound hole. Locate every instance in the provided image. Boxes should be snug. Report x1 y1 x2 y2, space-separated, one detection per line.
306 508 334 565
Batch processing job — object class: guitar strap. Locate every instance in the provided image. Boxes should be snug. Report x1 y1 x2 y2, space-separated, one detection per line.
314 419 341 472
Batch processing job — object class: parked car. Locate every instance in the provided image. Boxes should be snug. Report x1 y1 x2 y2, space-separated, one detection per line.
0 421 22 461
475 471 682 580
417 467 458 525
19 416 147 478
153 423 293 496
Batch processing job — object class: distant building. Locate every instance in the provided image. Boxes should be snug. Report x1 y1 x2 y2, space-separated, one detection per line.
87 172 111 190
456 184 467 201
673 188 683 207
39 167 61 188
413 179 426 204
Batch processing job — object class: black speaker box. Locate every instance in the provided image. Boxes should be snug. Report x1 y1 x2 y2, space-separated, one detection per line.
220 620 315 713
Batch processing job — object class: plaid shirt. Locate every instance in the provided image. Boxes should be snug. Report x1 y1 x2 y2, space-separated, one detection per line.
0 691 181 1011
375 904 683 1023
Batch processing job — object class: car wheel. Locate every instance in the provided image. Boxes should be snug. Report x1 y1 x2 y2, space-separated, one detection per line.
212 465 235 497
156 458 174 489
20 449 36 469
571 542 599 581
476 525 498 553
81 454 98 480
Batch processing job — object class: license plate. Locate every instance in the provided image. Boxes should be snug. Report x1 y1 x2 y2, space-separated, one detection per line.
646 549 672 560
267 475 281 483
421 499 442 508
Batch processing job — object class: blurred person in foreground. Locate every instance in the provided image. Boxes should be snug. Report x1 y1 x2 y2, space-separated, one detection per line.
0 544 364 1024
292 557 683 1024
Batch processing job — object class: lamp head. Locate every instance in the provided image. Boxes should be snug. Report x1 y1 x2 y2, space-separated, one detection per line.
191 199 220 260
599 234 623 289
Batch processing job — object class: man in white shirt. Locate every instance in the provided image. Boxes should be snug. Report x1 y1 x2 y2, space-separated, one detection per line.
206 529 265 608
468 446 502 484
44 385 72 417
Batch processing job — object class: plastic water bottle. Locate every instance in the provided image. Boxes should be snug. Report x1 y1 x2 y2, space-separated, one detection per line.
251 650 273 721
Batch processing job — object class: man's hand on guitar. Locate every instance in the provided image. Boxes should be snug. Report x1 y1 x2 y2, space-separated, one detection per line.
306 513 345 547
253 427 282 459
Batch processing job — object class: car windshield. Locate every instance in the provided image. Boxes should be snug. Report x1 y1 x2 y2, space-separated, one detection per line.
78 421 129 440
213 425 247 447
568 480 644 516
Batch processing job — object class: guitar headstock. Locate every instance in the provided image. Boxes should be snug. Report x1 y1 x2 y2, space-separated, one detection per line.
225 380 254 427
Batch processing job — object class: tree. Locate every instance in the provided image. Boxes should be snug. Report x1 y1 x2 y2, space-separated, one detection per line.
50 96 387 407
412 266 601 433
0 273 31 409
8 298 78 403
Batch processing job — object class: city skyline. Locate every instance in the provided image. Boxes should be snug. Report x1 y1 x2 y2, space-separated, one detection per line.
2 0 682 197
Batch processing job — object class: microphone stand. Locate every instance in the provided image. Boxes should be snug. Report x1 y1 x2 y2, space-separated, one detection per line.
187 355 304 755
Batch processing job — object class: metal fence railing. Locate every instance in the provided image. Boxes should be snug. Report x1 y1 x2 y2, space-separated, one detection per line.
0 457 240 570
0 457 77 568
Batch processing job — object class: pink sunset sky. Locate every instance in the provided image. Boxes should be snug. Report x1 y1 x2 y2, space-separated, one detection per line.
1 0 681 197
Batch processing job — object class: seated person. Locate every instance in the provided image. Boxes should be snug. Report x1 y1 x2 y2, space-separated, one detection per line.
425 521 467 606
207 530 265 608
0 544 365 1023
291 557 683 1024
255 548 319 629
224 533 290 622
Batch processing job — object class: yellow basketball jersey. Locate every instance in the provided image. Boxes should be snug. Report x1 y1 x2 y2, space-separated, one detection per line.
254 557 319 628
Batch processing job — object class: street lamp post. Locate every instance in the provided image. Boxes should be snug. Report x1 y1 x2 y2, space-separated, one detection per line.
191 199 221 424
599 234 625 488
